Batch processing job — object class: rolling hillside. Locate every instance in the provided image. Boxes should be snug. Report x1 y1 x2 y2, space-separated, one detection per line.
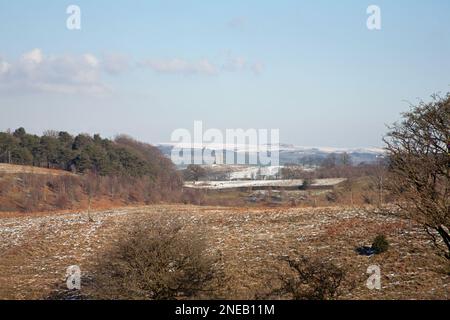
0 164 75 176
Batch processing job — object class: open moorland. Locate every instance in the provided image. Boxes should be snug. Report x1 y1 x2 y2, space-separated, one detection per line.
0 204 448 300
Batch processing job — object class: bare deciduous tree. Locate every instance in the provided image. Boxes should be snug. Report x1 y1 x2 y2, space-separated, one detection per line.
369 158 388 208
384 93 450 258
184 164 207 182
281 165 308 179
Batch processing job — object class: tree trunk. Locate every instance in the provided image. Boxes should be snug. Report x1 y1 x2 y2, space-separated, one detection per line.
437 226 450 259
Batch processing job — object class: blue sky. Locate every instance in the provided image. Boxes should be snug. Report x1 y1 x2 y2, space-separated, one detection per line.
1 0 449 147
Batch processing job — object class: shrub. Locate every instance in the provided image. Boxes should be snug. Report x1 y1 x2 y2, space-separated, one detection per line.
326 191 338 203
55 193 71 209
362 193 374 205
87 219 223 300
0 174 10 196
269 255 346 300
301 178 313 190
181 188 205 205
183 164 207 181
372 235 389 254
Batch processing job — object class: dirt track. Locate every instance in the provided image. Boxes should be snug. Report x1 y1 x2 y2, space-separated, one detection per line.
0 205 448 300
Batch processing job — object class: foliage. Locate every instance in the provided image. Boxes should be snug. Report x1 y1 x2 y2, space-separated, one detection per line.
301 178 314 190
372 235 389 254
0 129 181 183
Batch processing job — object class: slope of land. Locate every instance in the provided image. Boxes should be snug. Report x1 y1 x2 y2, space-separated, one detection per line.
0 205 448 300
0 164 75 176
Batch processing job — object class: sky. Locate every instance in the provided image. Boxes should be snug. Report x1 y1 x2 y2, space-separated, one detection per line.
0 0 449 148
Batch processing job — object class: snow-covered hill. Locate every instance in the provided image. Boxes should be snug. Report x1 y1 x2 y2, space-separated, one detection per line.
157 143 385 166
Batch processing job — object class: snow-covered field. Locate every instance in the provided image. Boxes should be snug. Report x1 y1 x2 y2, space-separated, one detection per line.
185 178 346 190
0 204 447 299
199 164 316 180
228 166 283 180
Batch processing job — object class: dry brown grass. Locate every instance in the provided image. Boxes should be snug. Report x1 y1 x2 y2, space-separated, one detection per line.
0 164 76 176
0 205 448 300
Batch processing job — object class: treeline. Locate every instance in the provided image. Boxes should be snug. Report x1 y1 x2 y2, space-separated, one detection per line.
282 152 387 180
0 127 179 179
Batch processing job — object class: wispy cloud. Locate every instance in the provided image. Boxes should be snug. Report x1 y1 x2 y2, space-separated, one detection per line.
0 49 110 95
250 61 264 75
140 58 219 76
102 53 131 75
222 56 247 72
0 49 264 95
0 59 11 75
227 16 247 30
222 55 264 75
141 55 264 76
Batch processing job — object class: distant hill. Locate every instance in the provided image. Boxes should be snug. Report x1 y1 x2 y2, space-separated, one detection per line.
157 143 384 167
0 129 183 212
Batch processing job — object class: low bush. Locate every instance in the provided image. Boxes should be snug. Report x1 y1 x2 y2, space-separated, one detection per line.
267 255 346 300
86 219 224 300
372 235 389 254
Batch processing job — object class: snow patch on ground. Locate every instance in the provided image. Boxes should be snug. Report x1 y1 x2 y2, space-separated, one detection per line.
185 178 346 190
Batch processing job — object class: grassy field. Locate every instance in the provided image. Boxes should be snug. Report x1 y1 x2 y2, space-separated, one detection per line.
0 204 448 300
0 164 75 176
